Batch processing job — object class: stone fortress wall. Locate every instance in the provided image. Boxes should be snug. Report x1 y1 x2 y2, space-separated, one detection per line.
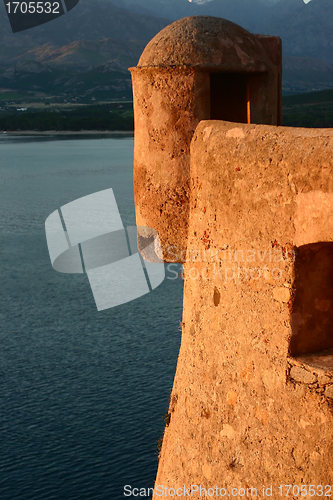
130 16 333 498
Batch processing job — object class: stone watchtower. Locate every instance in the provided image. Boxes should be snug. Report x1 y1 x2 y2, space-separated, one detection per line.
130 16 281 262
131 15 333 498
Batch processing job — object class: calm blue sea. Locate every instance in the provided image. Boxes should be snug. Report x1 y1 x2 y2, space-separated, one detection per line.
0 134 183 500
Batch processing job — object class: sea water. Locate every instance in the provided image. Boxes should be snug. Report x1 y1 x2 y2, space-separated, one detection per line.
0 134 183 500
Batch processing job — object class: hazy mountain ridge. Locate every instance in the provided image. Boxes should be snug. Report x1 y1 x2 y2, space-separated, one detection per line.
5 39 146 71
121 0 333 63
283 56 333 92
0 0 169 66
0 56 133 103
0 0 332 98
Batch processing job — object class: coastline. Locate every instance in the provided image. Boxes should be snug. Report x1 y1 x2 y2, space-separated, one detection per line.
2 130 134 136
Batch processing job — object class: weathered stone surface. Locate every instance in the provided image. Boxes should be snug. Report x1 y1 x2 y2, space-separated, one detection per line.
273 287 290 303
295 191 333 247
325 385 333 399
220 424 236 439
137 16 273 72
132 15 333 498
288 357 333 392
226 390 238 406
319 374 333 386
291 351 333 373
154 121 333 496
130 66 206 261
131 16 281 262
290 366 317 384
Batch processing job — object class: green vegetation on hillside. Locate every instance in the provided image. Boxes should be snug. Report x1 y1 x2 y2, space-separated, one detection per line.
0 63 133 104
0 103 134 131
0 92 21 101
283 88 333 128
1 88 333 132
283 89 333 106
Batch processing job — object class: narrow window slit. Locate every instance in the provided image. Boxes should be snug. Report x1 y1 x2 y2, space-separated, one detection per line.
290 242 333 363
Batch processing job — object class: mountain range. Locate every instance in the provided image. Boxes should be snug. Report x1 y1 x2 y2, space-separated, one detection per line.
120 0 333 63
0 0 332 98
0 0 168 66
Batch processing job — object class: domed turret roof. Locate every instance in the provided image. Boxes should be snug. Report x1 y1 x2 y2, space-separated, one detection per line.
137 16 273 72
